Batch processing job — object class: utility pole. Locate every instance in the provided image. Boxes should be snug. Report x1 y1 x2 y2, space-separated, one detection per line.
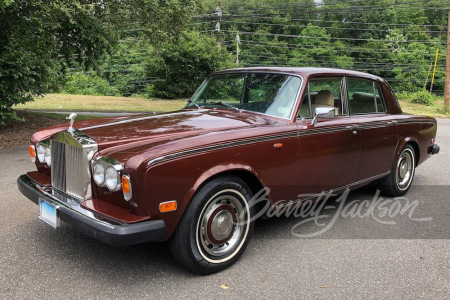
444 7 450 110
215 1 222 48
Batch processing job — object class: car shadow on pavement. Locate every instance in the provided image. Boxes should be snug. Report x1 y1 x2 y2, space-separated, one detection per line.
19 219 197 279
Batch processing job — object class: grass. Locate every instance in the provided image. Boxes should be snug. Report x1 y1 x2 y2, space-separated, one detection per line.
14 93 450 119
15 94 188 113
34 112 106 121
397 97 450 118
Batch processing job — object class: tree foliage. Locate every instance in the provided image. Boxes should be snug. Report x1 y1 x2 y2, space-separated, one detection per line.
0 0 202 125
1 0 449 125
0 0 114 125
145 31 234 98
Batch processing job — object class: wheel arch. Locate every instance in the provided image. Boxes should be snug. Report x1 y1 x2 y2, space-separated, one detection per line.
396 137 420 167
186 165 269 217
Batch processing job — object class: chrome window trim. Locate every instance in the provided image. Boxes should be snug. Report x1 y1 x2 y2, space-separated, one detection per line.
341 76 349 116
346 77 389 116
373 82 379 113
307 82 312 118
298 76 346 119
374 81 387 113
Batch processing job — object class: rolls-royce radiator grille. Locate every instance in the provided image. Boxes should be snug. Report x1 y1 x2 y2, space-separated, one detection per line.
50 130 98 200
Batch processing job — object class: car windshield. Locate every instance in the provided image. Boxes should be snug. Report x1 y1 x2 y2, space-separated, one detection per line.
186 73 302 119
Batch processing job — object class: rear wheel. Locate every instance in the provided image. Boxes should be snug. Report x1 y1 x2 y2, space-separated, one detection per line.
169 175 254 275
378 144 416 197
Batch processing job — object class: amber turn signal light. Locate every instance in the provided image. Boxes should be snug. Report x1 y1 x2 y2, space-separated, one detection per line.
121 174 132 201
29 145 36 163
160 201 177 213
273 143 283 149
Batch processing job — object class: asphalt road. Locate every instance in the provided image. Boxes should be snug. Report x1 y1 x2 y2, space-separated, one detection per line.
1 119 449 299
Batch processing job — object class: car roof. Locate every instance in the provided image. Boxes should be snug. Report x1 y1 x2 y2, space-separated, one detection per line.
215 67 383 81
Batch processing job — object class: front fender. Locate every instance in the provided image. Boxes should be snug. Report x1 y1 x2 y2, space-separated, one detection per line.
187 163 268 204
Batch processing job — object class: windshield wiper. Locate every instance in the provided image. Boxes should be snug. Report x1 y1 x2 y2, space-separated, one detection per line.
186 99 201 109
208 101 240 112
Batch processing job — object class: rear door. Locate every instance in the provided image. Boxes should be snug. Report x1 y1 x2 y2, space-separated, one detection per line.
296 77 361 194
345 77 398 180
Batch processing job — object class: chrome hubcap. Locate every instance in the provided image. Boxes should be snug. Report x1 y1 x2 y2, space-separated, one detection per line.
397 149 414 190
212 210 234 240
197 192 247 257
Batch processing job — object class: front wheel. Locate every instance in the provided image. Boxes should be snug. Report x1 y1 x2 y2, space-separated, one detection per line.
169 175 255 275
378 144 416 197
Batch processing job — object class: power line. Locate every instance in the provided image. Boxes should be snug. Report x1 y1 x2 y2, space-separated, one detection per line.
207 20 446 34
220 30 447 44
190 19 446 29
221 40 446 55
194 1 449 19
225 0 447 14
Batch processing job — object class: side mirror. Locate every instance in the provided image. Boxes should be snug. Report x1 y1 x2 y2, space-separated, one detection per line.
311 107 335 125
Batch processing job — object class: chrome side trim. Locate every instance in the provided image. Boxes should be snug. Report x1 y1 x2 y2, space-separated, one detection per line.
395 119 437 125
298 121 394 137
275 171 391 209
298 126 348 137
147 132 298 167
146 120 397 168
357 122 390 130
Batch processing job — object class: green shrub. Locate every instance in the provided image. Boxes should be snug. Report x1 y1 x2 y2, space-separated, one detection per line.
63 73 120 96
410 91 435 106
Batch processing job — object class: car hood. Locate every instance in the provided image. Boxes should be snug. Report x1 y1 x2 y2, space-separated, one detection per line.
29 109 274 162
82 109 268 148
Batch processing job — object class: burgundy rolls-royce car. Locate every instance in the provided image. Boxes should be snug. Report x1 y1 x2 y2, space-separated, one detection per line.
18 67 439 274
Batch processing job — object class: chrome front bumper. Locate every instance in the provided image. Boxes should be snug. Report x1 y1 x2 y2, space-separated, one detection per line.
17 174 166 247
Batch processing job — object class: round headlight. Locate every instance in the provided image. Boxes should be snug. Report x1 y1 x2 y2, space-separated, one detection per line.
44 147 51 166
105 166 120 191
37 144 46 163
93 163 105 186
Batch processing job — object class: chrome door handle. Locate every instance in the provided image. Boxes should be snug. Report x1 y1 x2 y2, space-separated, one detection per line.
346 125 358 130
387 121 397 126
346 125 358 135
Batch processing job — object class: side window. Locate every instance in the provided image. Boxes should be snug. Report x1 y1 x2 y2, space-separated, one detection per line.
298 77 344 119
347 78 385 115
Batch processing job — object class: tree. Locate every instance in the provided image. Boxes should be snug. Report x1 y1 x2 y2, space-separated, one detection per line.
105 0 202 43
146 31 234 98
0 0 114 126
0 0 203 126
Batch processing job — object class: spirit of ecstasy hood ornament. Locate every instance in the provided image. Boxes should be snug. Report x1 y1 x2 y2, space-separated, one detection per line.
66 113 77 133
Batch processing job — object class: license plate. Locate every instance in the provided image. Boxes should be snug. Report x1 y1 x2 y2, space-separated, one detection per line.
39 199 60 229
